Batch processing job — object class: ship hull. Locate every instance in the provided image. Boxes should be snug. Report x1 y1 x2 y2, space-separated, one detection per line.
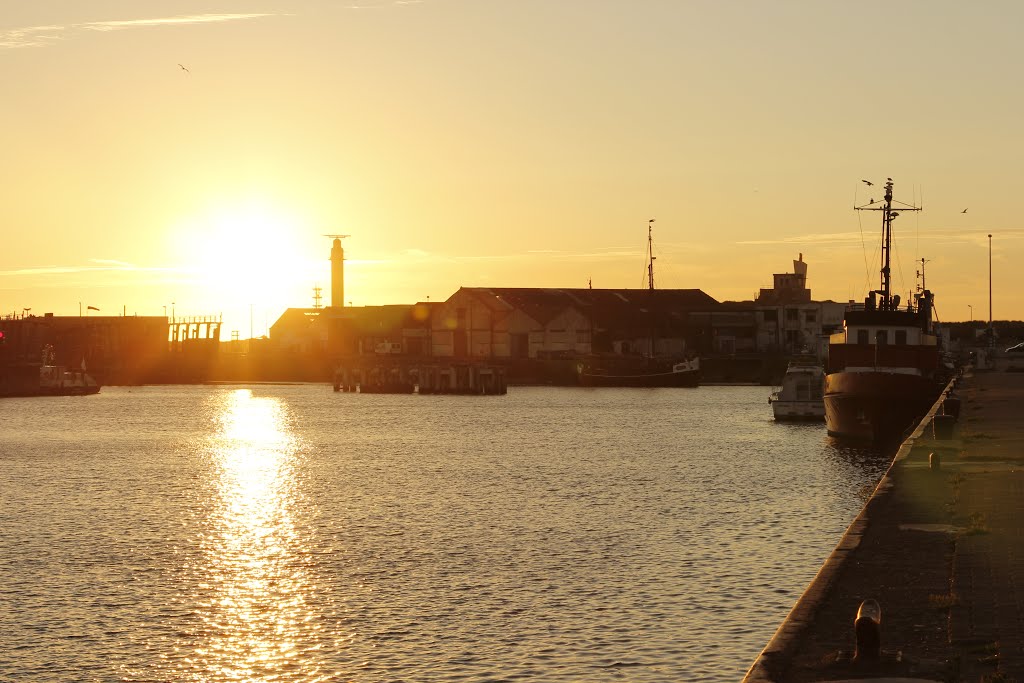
823 370 941 443
578 368 699 388
771 400 825 421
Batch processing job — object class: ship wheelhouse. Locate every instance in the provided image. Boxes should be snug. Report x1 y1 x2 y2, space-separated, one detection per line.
826 304 939 376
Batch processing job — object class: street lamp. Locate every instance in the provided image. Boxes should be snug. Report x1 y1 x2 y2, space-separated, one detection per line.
969 304 973 322
988 234 993 330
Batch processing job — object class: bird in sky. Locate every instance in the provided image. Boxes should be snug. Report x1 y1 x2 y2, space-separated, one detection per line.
178 63 190 74
862 179 873 186
962 208 968 213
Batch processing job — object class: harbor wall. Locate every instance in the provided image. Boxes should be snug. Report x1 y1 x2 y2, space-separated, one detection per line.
741 375 959 683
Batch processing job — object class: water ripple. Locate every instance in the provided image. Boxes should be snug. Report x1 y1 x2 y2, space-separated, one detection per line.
0 385 888 682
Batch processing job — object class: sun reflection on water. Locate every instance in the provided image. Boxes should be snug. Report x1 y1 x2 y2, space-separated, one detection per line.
182 389 330 682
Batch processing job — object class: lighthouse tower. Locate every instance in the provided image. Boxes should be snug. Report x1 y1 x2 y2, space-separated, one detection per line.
326 234 349 308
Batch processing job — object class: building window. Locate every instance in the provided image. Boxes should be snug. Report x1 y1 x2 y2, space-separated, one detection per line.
576 330 591 344
857 330 869 345
876 330 888 346
805 310 816 323
895 330 907 345
762 310 778 324
786 308 799 322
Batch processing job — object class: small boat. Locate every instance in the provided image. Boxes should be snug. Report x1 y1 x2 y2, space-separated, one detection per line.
577 219 700 388
0 345 101 397
38 345 101 396
768 361 824 421
823 178 946 442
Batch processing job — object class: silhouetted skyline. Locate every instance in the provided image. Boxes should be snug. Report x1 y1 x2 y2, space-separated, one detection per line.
3 1 1021 336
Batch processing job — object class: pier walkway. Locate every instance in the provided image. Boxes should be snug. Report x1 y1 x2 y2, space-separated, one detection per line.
744 362 1024 683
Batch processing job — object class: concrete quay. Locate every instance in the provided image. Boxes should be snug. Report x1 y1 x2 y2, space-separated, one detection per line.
743 361 1024 683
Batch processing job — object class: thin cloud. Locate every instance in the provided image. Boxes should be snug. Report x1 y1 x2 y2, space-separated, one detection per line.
0 25 65 49
344 0 424 8
736 227 1024 247
1 13 279 49
737 231 866 247
80 14 278 32
0 263 179 276
371 247 654 265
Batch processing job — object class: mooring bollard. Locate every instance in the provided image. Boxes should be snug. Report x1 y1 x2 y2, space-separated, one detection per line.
854 599 882 661
930 451 941 470
943 396 962 419
933 414 955 440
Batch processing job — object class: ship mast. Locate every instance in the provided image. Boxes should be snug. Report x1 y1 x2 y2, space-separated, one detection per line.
855 178 921 310
646 218 656 290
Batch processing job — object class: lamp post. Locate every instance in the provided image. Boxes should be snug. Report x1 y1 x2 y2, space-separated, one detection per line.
988 234 993 330
969 304 973 322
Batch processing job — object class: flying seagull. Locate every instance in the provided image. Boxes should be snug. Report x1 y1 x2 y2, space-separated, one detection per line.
862 179 873 186
178 63 190 74
962 208 968 213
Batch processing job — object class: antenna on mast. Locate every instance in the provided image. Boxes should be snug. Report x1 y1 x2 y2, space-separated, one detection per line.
916 257 930 294
854 178 921 310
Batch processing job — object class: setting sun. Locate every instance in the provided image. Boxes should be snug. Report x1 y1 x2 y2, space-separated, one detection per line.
170 199 325 335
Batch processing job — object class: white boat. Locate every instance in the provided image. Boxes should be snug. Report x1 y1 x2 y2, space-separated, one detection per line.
37 345 100 396
769 361 824 421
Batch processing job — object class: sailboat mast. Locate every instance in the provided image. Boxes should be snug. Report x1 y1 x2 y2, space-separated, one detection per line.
647 218 656 290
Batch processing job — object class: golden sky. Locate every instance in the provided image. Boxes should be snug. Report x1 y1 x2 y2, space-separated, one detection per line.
2 1 1022 336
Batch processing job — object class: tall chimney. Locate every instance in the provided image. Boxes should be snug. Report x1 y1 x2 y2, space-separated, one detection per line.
331 238 344 307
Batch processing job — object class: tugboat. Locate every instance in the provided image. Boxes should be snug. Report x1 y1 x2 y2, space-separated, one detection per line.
577 219 701 388
823 178 944 442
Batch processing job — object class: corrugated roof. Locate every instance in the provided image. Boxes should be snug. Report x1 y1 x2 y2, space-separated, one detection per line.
458 287 720 332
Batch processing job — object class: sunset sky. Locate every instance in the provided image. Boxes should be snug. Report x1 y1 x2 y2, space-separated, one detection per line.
3 0 1022 336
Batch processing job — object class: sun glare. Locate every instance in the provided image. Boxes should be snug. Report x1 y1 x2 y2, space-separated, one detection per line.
171 199 324 331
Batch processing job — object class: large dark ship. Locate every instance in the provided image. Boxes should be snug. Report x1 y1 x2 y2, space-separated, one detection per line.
823 178 945 442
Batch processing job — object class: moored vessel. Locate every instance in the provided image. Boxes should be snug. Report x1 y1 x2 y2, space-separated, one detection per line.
578 357 700 388
576 219 701 388
769 360 824 421
0 345 101 397
823 178 944 442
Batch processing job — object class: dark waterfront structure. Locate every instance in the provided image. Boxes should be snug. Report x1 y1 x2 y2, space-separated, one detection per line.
332 359 507 395
0 313 221 386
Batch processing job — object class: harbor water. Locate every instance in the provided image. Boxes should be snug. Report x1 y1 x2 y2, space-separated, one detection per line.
0 385 888 682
